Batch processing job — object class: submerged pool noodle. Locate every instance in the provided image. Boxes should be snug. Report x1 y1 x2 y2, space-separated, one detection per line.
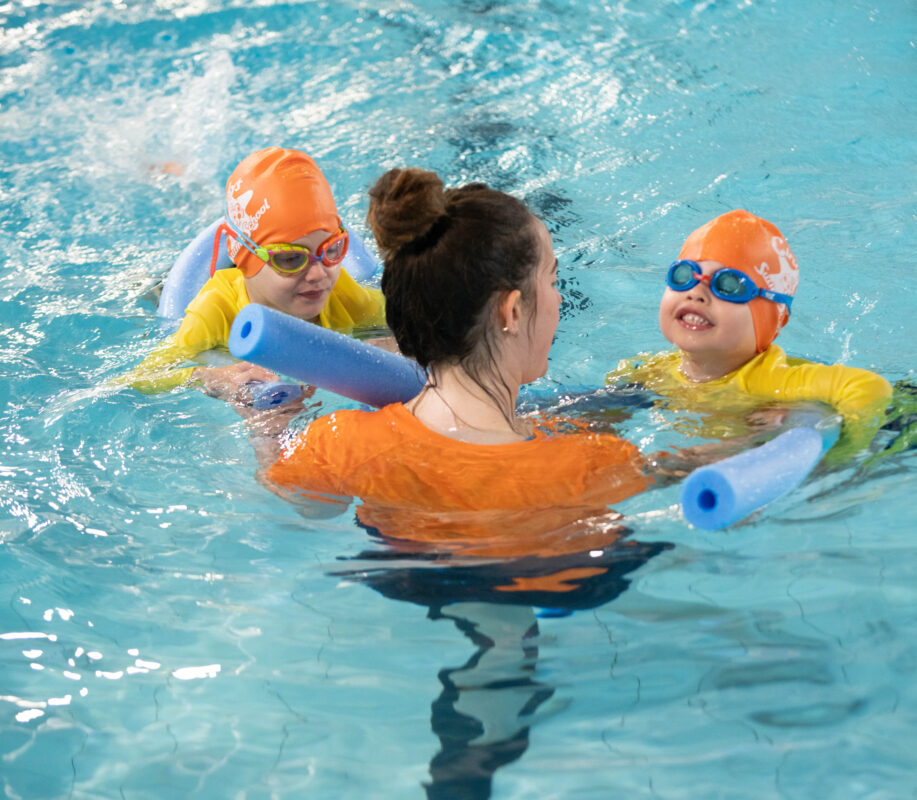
229 304 426 409
680 419 840 531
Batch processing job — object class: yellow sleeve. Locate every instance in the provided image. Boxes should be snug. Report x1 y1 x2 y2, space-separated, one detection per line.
116 271 248 393
605 356 643 385
606 351 682 393
317 269 387 333
114 336 197 393
607 352 660 383
737 346 892 456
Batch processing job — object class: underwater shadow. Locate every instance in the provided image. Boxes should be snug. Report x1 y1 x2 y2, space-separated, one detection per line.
330 515 672 800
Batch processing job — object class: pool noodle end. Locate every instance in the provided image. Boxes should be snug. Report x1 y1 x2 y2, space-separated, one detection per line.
680 425 827 530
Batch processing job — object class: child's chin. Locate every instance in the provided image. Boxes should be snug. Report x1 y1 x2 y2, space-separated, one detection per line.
286 298 325 319
664 331 699 351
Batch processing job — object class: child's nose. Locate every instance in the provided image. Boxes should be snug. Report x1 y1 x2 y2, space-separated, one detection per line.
686 280 711 301
299 262 324 282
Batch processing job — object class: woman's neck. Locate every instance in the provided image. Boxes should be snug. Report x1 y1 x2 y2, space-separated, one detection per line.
405 363 530 444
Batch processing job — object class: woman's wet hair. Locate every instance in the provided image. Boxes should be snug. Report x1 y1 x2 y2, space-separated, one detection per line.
367 167 540 373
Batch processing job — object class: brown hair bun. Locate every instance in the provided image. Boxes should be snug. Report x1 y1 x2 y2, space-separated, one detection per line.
367 168 447 257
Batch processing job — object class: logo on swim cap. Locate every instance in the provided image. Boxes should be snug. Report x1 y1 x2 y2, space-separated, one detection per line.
752 236 799 326
226 179 270 262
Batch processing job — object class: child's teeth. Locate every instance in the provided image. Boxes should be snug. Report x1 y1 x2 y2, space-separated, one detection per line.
683 313 710 326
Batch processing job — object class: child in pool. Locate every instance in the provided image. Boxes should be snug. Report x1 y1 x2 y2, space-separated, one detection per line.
124 147 387 401
606 209 892 459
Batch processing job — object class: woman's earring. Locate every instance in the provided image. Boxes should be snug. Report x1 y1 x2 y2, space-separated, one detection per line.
502 326 510 333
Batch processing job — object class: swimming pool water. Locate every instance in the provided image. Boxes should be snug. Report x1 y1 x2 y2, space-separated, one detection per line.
1 1 916 797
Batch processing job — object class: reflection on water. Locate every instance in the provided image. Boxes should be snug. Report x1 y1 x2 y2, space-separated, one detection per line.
334 532 671 797
426 603 550 800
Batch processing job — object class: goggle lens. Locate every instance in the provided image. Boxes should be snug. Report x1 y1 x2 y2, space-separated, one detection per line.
320 235 347 265
271 251 309 273
669 261 696 288
711 269 747 297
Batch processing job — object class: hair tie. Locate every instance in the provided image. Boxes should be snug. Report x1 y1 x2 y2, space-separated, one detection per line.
401 213 452 256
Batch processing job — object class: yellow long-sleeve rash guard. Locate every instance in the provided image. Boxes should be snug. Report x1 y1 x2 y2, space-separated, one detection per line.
122 268 386 393
607 345 892 458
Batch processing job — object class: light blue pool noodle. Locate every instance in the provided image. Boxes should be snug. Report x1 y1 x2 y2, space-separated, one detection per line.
157 217 379 319
158 218 232 319
339 223 379 281
228 304 426 409
680 421 839 530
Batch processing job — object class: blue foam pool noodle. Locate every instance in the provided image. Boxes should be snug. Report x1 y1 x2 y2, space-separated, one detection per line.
158 218 232 319
340 224 379 281
229 304 426 409
680 425 832 530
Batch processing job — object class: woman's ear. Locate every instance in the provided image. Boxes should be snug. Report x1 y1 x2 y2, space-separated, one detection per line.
497 289 523 333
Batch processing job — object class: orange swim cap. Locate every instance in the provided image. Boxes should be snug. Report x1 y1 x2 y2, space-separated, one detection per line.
223 147 340 277
678 209 799 353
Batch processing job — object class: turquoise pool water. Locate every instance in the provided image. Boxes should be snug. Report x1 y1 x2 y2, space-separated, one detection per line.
1 1 915 797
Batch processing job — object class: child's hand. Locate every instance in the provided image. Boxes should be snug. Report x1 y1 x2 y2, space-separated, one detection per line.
365 335 400 354
644 439 751 485
746 407 789 429
192 362 281 403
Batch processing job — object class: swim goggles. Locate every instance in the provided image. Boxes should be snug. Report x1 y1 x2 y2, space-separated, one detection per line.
666 259 794 309
210 215 349 277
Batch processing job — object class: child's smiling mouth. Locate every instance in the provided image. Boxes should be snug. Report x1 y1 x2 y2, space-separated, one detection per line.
677 308 713 330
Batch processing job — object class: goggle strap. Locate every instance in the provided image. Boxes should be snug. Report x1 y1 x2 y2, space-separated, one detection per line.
760 289 794 309
222 207 264 258
209 221 233 278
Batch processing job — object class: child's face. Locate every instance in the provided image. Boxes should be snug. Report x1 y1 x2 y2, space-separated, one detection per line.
244 229 342 321
658 259 757 370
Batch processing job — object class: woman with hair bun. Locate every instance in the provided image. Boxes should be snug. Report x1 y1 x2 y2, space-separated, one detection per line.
264 168 653 540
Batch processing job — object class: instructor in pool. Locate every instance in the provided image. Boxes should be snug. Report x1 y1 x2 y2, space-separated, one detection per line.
255 168 702 541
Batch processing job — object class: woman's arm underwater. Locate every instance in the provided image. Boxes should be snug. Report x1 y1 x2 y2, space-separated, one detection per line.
236 404 354 520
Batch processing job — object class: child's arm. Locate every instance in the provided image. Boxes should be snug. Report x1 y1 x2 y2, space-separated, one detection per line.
114 333 197 393
742 356 892 459
116 278 243 394
115 303 228 393
605 351 679 396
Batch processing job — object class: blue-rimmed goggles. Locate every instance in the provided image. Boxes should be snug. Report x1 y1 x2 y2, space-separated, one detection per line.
666 259 793 309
